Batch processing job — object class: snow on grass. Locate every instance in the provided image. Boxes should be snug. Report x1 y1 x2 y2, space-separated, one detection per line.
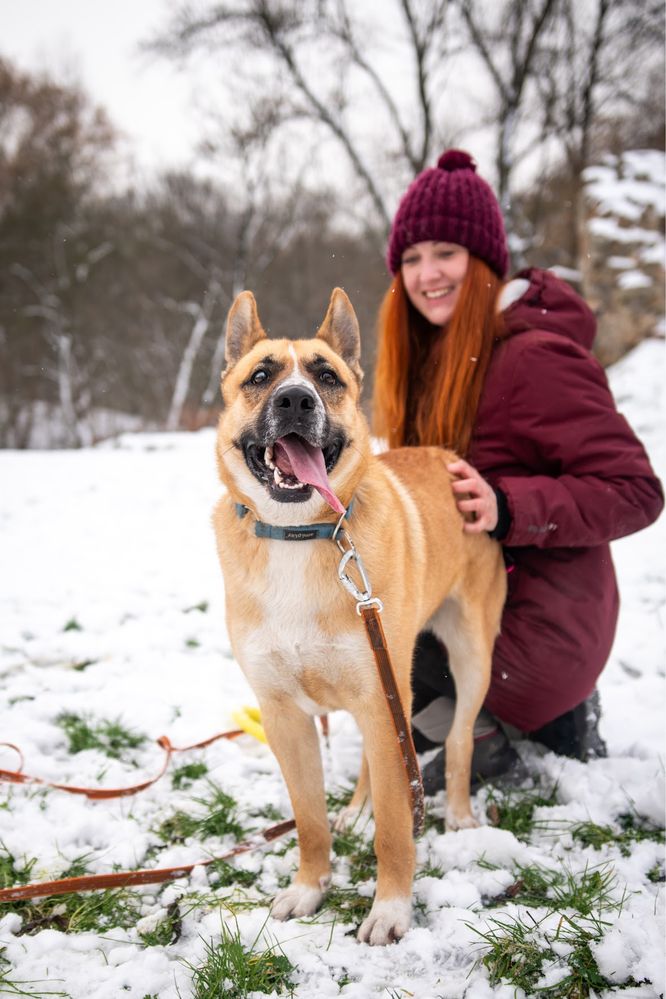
0 342 664 998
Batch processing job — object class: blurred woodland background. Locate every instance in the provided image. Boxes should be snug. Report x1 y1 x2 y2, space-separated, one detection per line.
1 0 664 448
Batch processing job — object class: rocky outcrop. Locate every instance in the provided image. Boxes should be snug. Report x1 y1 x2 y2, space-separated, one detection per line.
580 150 665 366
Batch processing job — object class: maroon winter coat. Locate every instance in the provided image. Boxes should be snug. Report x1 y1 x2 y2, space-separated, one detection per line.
468 268 663 731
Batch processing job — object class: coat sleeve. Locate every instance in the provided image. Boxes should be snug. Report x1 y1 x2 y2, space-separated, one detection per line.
495 336 664 548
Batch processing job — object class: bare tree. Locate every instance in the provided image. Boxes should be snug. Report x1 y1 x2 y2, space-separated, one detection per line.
536 0 665 173
523 0 666 262
0 59 117 446
147 0 453 232
9 226 116 446
458 0 557 221
197 99 326 410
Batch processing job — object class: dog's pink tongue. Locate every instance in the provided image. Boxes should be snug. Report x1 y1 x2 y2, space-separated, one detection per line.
273 435 345 515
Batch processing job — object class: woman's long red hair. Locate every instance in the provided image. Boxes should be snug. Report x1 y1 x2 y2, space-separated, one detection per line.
372 257 504 456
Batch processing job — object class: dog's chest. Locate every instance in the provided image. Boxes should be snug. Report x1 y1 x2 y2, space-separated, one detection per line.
234 542 368 710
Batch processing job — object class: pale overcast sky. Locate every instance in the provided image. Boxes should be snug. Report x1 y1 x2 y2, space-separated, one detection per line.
2 0 201 177
2 1 506 198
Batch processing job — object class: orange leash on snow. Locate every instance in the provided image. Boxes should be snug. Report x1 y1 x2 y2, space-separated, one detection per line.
0 730 243 800
0 819 296 903
0 728 297 902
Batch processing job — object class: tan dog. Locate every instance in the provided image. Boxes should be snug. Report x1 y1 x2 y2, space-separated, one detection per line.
212 288 506 945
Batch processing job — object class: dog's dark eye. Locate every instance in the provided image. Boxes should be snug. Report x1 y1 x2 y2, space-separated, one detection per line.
319 369 339 387
250 368 269 386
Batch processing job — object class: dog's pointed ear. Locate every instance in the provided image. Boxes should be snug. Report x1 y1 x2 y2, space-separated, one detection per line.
225 291 267 367
316 288 362 377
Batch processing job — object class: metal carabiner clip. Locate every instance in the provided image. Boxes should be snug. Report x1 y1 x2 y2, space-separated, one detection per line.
333 522 384 614
337 544 372 603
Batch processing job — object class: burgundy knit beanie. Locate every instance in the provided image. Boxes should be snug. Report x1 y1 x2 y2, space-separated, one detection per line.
386 149 509 278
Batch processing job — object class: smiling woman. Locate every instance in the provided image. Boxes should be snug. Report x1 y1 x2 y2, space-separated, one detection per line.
400 241 469 327
373 148 664 793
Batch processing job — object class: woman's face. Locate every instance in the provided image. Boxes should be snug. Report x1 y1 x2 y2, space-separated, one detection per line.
400 241 469 326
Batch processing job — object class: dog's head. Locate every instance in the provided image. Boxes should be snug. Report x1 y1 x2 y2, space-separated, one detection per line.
216 288 369 523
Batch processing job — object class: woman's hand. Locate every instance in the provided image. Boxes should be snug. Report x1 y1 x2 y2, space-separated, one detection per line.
447 459 498 533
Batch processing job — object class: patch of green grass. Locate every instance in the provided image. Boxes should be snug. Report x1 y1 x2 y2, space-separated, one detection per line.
485 784 558 841
71 658 98 671
647 862 665 883
487 862 622 916
571 813 665 857
156 810 199 843
55 712 146 760
326 786 354 812
473 913 555 993
185 638 201 649
139 901 182 947
178 888 264 916
332 828 375 883
187 918 295 998
63 617 82 632
156 782 246 844
196 786 245 840
415 861 446 880
171 762 208 790
472 910 621 997
208 860 258 889
320 886 373 925
184 601 209 613
252 803 285 823
1 886 145 936
0 845 36 889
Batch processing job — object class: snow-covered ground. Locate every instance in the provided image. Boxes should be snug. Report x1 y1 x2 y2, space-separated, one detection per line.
0 339 664 998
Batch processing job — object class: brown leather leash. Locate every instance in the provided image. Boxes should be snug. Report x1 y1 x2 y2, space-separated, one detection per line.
0 819 296 903
359 606 425 836
334 523 425 838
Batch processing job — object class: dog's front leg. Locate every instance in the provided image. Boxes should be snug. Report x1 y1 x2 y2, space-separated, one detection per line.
355 704 415 945
261 699 332 920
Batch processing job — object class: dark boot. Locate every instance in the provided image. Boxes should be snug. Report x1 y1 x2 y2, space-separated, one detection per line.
420 724 529 795
529 690 607 761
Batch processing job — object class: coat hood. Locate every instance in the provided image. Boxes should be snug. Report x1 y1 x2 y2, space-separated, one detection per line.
500 268 597 350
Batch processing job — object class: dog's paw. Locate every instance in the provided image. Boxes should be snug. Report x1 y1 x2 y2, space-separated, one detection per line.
445 807 479 831
357 897 411 946
270 881 326 921
332 801 370 833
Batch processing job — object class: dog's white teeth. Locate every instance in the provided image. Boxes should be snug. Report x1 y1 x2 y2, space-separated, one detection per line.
272 466 302 490
265 447 276 470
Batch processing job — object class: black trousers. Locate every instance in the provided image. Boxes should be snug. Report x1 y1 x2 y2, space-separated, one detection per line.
410 631 604 760
411 631 455 714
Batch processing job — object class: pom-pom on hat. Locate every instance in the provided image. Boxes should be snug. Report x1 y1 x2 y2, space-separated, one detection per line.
386 149 509 277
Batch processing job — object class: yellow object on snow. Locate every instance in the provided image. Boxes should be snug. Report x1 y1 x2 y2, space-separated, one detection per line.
231 705 267 744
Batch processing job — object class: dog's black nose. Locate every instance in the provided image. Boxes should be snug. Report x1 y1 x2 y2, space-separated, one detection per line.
272 384 317 413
